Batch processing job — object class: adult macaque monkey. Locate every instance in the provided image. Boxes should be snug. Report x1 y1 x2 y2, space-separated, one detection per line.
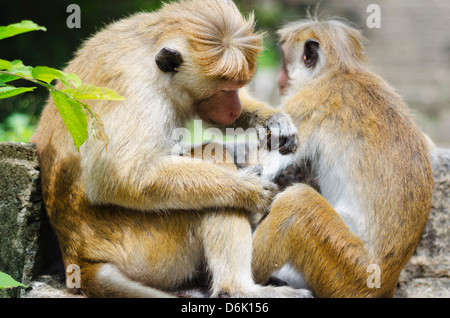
252 19 434 297
31 0 308 298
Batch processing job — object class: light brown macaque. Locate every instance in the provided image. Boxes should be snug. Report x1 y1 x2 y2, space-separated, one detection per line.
251 19 434 298
31 0 309 298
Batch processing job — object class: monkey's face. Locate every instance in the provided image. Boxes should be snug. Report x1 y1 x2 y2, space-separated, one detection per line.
193 84 245 125
277 39 320 95
277 44 290 95
155 46 249 126
152 0 262 126
277 20 368 95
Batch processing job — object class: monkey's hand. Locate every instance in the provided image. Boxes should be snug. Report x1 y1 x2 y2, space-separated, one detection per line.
257 113 298 155
238 164 279 214
238 88 298 154
238 88 297 154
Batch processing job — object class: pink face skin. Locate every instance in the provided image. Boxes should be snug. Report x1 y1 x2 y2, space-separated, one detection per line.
278 67 289 95
195 82 246 126
277 44 290 95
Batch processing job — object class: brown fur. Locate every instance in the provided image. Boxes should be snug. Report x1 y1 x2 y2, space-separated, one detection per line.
252 19 433 298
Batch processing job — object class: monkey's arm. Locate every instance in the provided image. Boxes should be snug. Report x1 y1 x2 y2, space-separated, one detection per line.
85 155 276 214
235 88 298 155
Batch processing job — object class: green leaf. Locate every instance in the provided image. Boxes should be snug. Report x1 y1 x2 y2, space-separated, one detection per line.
0 73 20 83
10 60 33 77
32 66 81 88
0 59 11 70
0 272 28 290
50 91 88 151
71 84 125 100
0 60 21 82
0 20 46 40
0 86 35 99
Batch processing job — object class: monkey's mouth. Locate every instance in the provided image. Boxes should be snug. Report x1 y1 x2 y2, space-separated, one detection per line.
205 115 239 126
197 111 219 125
207 118 218 125
201 113 216 125
197 113 216 125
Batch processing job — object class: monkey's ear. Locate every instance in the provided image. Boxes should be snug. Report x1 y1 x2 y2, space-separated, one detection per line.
155 47 183 72
303 39 320 68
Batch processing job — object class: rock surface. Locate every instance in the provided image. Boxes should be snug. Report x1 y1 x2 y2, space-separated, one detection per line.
0 142 448 298
0 142 43 298
395 148 450 297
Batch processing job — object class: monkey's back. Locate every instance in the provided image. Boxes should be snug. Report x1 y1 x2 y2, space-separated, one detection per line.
286 69 433 268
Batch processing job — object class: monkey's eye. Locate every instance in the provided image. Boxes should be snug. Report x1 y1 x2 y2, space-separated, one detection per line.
303 39 320 68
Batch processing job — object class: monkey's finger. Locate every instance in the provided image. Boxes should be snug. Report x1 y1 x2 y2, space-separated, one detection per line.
264 113 298 153
279 134 298 155
240 164 263 177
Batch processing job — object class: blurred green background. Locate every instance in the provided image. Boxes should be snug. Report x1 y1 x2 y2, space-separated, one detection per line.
1 0 449 146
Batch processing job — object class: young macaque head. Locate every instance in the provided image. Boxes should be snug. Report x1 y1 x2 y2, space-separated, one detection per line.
154 0 263 125
276 19 367 95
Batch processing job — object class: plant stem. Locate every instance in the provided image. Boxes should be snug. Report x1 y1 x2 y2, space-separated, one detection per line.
0 70 109 148
0 70 99 120
0 70 53 89
1 70 74 100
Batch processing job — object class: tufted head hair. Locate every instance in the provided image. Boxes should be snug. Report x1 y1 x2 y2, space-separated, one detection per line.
278 18 367 72
155 0 264 82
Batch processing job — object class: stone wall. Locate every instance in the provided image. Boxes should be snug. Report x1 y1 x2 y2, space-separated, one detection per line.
0 142 449 297
395 147 450 297
0 142 43 298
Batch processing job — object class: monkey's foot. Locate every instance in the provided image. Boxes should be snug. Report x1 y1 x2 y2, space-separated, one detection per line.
217 285 313 298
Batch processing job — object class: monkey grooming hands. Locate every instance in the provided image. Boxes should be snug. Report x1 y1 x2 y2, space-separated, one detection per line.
31 0 309 298
252 19 433 298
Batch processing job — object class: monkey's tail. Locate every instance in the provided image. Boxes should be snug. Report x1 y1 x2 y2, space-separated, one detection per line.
80 263 176 298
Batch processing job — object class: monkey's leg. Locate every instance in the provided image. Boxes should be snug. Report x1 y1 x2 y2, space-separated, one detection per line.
199 209 252 297
69 209 206 298
188 143 308 298
252 183 393 298
199 209 311 298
